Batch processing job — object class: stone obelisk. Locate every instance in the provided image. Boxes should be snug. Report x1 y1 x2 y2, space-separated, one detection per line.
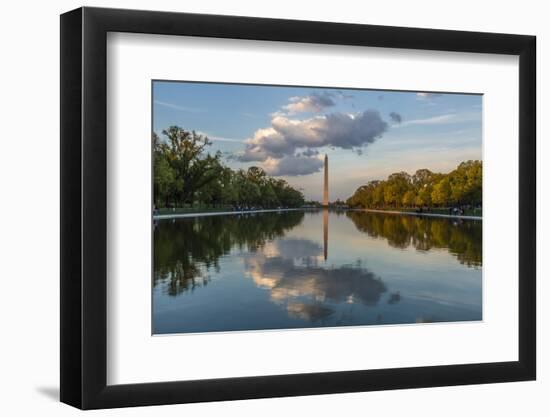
323 154 329 207
322 154 329 260
323 207 328 261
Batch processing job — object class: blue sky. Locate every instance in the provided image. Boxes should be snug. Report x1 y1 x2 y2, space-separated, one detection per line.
153 81 482 201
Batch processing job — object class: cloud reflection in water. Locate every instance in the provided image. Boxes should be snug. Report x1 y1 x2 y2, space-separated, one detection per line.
153 210 482 334
244 239 388 322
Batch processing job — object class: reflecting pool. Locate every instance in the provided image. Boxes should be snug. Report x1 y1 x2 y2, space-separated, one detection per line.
153 210 482 334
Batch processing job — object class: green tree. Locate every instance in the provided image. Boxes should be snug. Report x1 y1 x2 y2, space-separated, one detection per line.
372 182 385 207
461 160 482 204
153 155 175 207
246 166 267 184
402 190 416 207
159 126 222 205
415 184 432 207
220 167 238 206
431 178 452 206
262 183 279 207
346 161 481 210
412 168 433 188
383 172 411 208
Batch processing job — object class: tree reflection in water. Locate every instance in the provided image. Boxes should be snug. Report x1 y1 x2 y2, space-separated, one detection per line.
154 211 305 295
154 210 482 331
155 210 482 319
346 211 482 268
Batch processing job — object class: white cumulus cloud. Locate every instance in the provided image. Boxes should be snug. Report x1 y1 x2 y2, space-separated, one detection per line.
238 110 388 165
281 92 336 114
263 155 325 176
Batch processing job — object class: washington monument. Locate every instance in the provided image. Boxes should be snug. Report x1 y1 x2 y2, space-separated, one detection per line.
323 154 329 260
323 154 329 207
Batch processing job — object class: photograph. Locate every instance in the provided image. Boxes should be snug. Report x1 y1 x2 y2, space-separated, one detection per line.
52 4 538 411
152 81 483 335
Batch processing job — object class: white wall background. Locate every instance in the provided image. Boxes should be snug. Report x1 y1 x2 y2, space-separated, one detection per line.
0 0 546 415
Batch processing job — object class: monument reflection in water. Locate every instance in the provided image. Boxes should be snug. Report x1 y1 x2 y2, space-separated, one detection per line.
153 210 482 334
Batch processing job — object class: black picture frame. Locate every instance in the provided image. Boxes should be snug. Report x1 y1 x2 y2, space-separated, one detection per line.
60 6 536 410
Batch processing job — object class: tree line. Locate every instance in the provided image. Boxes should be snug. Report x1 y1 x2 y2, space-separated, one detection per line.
154 126 305 209
346 160 482 209
154 211 305 295
346 211 482 267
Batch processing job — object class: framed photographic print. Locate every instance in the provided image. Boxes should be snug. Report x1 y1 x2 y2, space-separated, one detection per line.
60 7 536 409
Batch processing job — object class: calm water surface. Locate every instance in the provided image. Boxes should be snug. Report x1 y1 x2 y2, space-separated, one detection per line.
153 210 482 334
